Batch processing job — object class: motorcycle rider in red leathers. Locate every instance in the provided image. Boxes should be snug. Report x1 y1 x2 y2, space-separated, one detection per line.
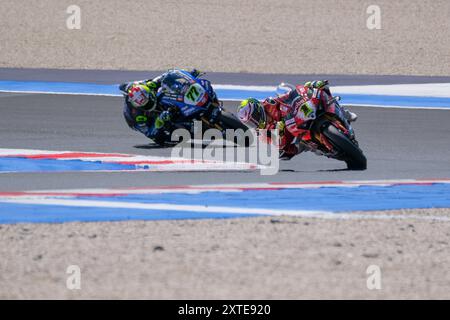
237 80 357 160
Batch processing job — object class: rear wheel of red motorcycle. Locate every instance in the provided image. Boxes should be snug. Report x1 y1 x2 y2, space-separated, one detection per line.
322 124 367 170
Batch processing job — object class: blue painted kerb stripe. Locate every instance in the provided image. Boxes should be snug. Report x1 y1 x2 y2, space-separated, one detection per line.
1 183 450 223
0 157 136 172
1 80 450 108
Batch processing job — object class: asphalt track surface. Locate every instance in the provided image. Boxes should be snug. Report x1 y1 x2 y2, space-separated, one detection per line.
3 68 450 85
1 91 450 191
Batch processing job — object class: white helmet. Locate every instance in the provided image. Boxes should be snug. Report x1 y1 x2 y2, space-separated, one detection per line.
128 84 156 110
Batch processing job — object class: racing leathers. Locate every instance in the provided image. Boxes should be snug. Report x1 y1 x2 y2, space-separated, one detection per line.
120 69 201 144
259 81 356 160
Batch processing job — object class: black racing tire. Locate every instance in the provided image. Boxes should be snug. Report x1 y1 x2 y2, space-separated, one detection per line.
322 124 367 170
217 111 253 147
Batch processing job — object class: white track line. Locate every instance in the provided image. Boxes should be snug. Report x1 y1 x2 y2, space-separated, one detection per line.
0 198 330 216
0 93 445 110
0 90 450 110
0 89 120 97
343 104 450 111
1 198 450 222
332 83 450 98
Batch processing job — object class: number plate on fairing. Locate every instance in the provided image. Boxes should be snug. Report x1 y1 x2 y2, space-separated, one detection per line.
184 83 206 106
296 100 317 121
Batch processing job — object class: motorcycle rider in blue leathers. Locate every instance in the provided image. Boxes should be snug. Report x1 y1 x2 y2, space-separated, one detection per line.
119 69 202 145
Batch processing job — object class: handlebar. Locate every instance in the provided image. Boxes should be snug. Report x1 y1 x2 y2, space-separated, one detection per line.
327 96 341 106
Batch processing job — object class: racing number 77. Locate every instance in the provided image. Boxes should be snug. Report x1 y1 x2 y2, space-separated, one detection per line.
186 85 200 102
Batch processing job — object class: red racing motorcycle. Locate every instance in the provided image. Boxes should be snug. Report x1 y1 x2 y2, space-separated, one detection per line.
277 81 367 170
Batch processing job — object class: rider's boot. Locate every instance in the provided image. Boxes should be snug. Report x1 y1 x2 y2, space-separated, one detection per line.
279 144 305 160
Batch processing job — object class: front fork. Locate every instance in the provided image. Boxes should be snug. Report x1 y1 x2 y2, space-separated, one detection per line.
333 102 355 139
200 101 224 131
298 114 352 155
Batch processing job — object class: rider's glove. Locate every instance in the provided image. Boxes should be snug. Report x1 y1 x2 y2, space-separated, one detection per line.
276 121 285 137
154 117 165 129
145 80 159 90
155 110 171 129
305 80 328 89
190 69 201 78
306 80 332 97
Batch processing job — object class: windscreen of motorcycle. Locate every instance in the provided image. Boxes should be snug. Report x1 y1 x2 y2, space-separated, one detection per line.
161 71 191 93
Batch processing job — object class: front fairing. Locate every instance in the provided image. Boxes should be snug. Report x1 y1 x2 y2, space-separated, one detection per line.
158 70 213 118
289 87 356 139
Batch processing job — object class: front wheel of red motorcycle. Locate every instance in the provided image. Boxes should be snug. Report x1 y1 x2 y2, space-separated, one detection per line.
322 124 367 170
